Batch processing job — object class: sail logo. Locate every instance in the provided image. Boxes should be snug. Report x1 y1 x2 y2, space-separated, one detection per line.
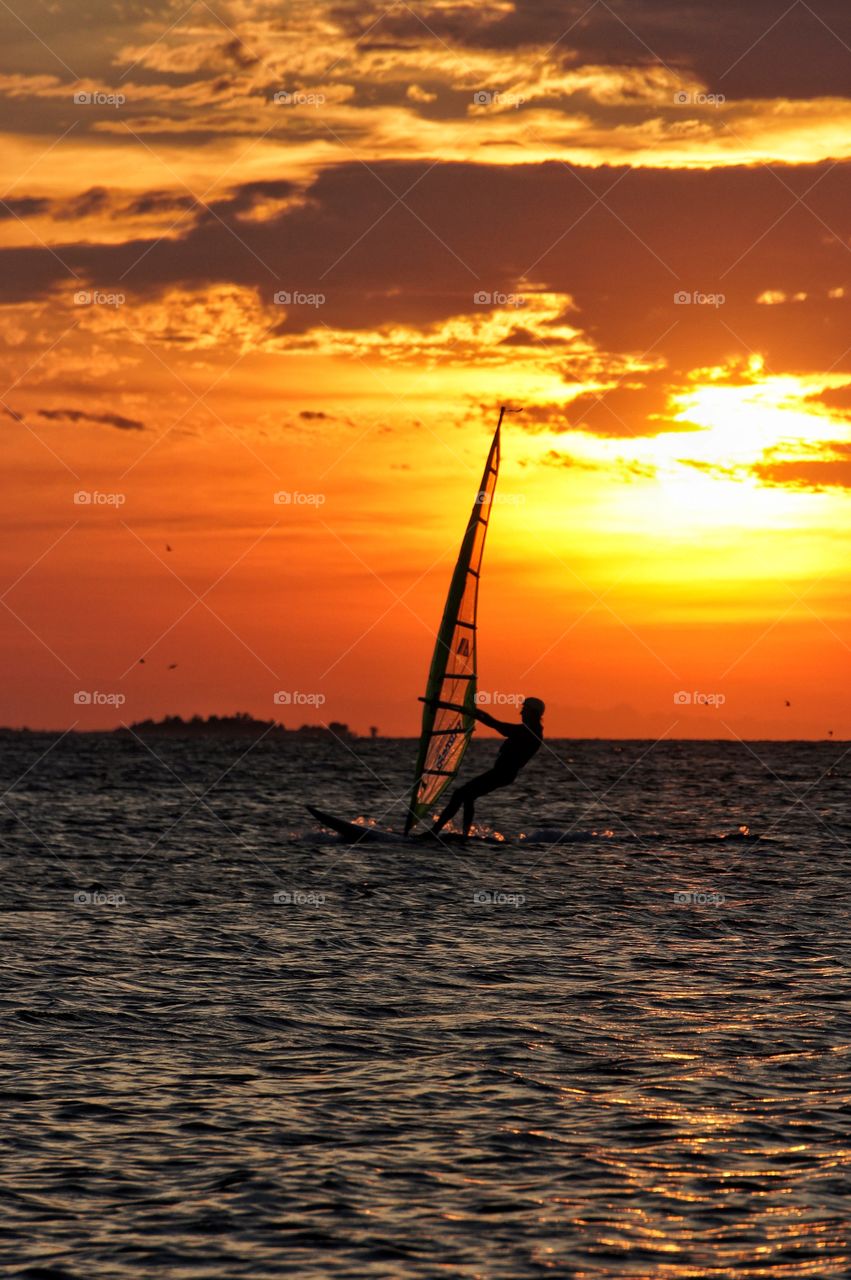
433 732 458 773
456 637 470 656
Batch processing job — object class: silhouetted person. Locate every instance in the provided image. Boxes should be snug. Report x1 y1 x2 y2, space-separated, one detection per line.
421 695 544 839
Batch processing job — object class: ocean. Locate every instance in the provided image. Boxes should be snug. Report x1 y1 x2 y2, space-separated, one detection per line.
2 732 849 1278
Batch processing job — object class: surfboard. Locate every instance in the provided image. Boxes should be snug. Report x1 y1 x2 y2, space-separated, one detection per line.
306 805 508 846
306 805 390 843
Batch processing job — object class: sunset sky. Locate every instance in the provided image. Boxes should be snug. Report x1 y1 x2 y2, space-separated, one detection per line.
1 0 850 737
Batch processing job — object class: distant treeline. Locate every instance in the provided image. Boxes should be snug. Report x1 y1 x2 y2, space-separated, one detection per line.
115 713 356 739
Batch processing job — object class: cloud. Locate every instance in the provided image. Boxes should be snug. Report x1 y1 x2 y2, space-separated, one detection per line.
678 442 851 491
751 443 851 491
2 157 851 436
542 448 657 479
561 377 693 438
36 407 145 430
808 382 851 413
332 0 851 100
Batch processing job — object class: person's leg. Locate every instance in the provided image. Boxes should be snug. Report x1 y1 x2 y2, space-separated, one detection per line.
431 770 513 837
431 784 467 835
461 772 505 837
462 791 476 838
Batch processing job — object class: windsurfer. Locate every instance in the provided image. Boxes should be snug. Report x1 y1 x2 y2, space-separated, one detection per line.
419 695 545 839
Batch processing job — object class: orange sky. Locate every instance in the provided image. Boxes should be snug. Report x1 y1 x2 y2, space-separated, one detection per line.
1 0 849 737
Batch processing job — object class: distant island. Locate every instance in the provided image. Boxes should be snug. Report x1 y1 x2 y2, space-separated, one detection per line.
115 713 359 739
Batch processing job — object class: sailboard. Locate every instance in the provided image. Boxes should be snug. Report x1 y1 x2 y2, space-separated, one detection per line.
305 804 508 846
404 407 510 833
306 405 516 844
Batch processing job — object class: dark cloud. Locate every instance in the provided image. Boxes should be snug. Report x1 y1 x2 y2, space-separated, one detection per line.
679 445 851 491
54 187 112 221
37 408 145 430
299 410 330 419
121 189 198 218
1 187 198 223
514 373 702 439
542 449 657 479
751 444 851 491
221 37 261 70
333 0 851 99
562 378 682 437
208 179 296 217
677 458 737 478
498 327 539 347
0 196 50 220
808 382 851 413
1 158 851 424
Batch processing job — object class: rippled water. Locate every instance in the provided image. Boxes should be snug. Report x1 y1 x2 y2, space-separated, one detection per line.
2 732 850 1278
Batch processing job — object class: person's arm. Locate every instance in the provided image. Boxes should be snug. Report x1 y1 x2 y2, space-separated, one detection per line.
472 708 514 735
419 697 513 736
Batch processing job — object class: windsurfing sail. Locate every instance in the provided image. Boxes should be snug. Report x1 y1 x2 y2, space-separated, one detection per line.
404 407 508 833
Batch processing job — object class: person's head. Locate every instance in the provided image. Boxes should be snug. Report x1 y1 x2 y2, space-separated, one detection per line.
521 696 545 725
